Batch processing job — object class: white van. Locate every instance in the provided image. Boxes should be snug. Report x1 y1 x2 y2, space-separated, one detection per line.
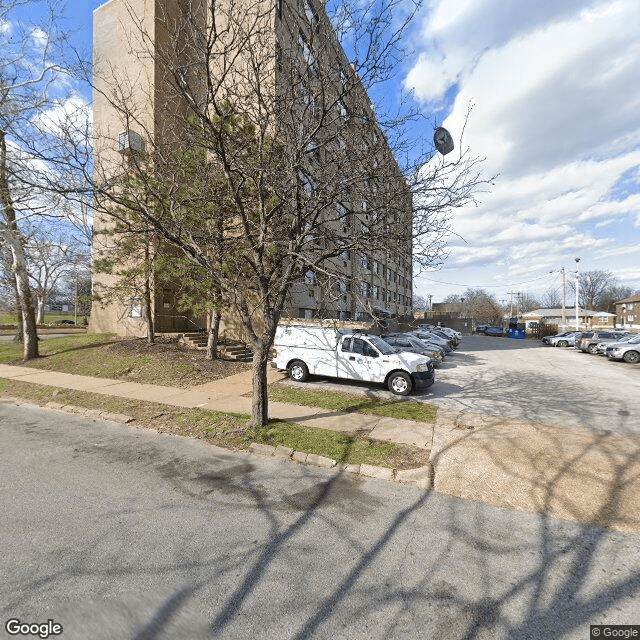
271 325 434 395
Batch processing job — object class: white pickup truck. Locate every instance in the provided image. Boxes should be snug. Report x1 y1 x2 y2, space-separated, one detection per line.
270 325 434 395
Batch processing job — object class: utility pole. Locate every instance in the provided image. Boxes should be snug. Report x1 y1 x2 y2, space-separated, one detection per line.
575 258 580 331
507 291 517 317
561 267 566 329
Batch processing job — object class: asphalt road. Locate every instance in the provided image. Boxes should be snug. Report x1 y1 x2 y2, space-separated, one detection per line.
1 403 639 639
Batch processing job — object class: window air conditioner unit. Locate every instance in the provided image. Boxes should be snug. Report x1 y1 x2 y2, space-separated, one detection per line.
118 130 144 154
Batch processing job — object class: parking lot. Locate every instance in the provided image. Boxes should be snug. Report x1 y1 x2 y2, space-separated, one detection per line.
293 334 640 435
420 334 640 433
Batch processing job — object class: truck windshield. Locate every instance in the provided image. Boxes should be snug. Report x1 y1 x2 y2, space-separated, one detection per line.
367 336 396 355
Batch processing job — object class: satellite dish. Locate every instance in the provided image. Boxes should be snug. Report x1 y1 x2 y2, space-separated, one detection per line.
434 127 454 155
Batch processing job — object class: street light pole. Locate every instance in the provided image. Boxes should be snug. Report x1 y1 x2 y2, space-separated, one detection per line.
575 258 580 331
561 267 566 329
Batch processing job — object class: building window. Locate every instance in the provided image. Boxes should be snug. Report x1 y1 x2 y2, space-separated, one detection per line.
127 298 143 318
361 281 370 298
373 285 380 300
304 269 316 284
338 100 347 120
360 253 369 269
340 249 349 262
299 170 315 196
299 32 317 75
360 222 368 235
304 0 318 25
306 140 320 163
299 307 315 319
337 202 348 225
297 81 315 114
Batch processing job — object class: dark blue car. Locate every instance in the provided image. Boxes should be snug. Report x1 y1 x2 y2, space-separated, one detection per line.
484 326 505 336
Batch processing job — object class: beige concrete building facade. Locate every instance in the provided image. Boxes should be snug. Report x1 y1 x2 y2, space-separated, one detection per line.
90 0 414 339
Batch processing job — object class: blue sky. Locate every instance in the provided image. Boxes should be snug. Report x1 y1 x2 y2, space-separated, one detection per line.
403 0 640 302
54 0 640 303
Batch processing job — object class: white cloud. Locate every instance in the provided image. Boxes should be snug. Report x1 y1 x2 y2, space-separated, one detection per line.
30 27 48 49
31 94 92 141
407 0 640 301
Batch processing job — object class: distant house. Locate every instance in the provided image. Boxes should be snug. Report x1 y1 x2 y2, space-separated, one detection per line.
522 308 616 330
615 295 640 329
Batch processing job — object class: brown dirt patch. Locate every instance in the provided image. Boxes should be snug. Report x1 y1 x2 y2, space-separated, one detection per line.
105 336 252 387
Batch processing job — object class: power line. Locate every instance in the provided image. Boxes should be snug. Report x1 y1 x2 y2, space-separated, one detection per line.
420 271 558 289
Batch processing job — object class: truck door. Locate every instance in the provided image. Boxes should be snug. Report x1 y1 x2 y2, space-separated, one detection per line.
337 337 384 381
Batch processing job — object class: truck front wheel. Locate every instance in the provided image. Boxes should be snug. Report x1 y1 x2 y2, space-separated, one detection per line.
388 371 412 396
288 360 309 382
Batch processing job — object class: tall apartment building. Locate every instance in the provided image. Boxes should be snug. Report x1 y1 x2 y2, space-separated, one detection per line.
90 0 413 337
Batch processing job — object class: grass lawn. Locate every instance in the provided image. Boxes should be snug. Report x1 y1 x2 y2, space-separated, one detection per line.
0 379 431 469
1 333 120 371
0 312 88 327
0 333 250 387
269 385 438 423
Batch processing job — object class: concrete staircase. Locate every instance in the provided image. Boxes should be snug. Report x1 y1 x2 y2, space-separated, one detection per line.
180 333 254 362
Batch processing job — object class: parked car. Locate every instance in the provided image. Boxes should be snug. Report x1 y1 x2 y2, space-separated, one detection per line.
409 330 453 352
381 335 444 367
475 324 490 334
271 325 434 395
576 331 630 354
484 326 505 337
430 328 459 347
593 334 635 355
543 331 581 347
605 335 640 364
388 333 448 357
434 326 462 340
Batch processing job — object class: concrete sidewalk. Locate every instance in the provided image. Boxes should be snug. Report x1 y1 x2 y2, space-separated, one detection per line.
2 362 639 534
0 364 435 449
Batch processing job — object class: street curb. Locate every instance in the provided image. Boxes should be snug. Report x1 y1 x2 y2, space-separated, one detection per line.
1 396 432 492
44 401 134 424
248 441 433 489
0 398 134 425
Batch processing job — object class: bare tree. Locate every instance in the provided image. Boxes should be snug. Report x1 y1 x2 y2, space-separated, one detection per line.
24 225 88 323
46 0 492 427
568 269 617 311
518 292 540 314
0 0 82 358
540 287 561 309
456 288 502 325
599 284 637 314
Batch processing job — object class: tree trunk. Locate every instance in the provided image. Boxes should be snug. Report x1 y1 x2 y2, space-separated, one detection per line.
36 296 45 324
13 289 23 343
144 243 155 344
7 231 39 359
249 340 270 429
206 307 221 360
144 287 155 344
1 129 38 359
